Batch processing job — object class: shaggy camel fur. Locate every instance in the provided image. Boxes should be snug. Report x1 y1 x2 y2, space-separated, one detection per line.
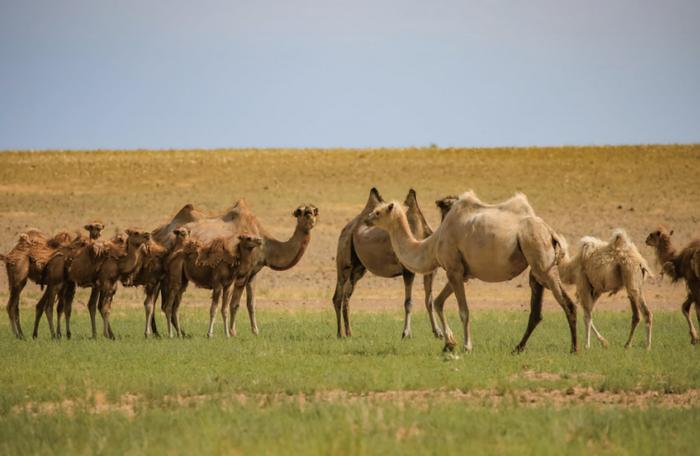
51 228 151 339
646 226 700 344
333 188 440 339
179 200 318 336
366 191 577 353
30 223 105 339
558 230 653 349
0 228 77 339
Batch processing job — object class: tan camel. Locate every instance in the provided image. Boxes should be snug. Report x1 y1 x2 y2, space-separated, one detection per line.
333 188 440 339
0 228 76 339
365 191 577 353
646 226 700 344
177 200 318 336
558 230 653 349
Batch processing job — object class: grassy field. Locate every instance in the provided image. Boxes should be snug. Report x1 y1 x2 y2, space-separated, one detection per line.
1 145 699 454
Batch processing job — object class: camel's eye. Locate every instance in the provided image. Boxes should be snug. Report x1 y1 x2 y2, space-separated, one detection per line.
655 231 660 236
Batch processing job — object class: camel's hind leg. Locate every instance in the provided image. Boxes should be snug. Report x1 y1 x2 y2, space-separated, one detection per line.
514 272 544 353
680 294 698 344
580 288 607 349
7 282 26 339
519 221 578 353
423 273 443 338
228 284 245 337
143 284 158 338
32 289 52 339
401 270 414 339
98 289 116 340
433 283 456 350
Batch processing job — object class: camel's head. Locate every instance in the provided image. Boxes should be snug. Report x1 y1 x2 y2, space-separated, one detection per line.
173 227 190 240
125 228 151 247
293 205 319 233
365 201 400 230
239 234 263 251
645 226 673 248
435 195 459 221
84 222 104 240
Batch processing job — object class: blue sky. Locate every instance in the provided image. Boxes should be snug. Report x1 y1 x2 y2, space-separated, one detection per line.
1 0 698 150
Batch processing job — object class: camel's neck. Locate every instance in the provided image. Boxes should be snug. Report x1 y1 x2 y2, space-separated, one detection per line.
263 225 311 271
654 237 677 264
119 242 145 273
386 212 439 274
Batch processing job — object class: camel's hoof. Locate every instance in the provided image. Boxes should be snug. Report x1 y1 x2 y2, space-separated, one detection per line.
600 339 609 348
66 333 71 340
511 345 525 355
401 331 411 339
691 338 700 345
433 330 444 339
442 343 456 353
207 333 214 339
463 345 473 354
252 328 259 336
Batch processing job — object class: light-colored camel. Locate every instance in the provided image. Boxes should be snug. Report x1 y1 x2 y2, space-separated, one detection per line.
646 226 700 344
176 200 318 337
0 228 76 339
29 223 105 338
365 191 577 353
558 230 653 349
333 188 440 339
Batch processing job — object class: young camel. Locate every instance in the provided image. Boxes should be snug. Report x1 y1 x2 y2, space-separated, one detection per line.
57 228 151 339
558 230 653 350
29 223 105 338
366 191 577 353
333 188 441 339
182 200 318 337
0 229 75 339
163 228 263 338
646 226 700 344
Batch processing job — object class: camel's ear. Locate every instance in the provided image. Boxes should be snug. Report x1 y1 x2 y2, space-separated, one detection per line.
670 229 674 236
293 207 303 217
310 205 319 216
387 202 394 211
83 225 91 231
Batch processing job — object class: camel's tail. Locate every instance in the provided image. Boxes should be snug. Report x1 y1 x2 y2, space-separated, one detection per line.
544 223 568 267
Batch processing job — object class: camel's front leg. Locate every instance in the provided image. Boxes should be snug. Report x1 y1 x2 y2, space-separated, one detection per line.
446 267 472 352
32 289 50 339
87 287 99 339
228 284 245 337
423 273 443 338
246 276 259 335
7 281 26 339
208 288 222 338
143 285 157 338
61 282 75 340
98 287 116 340
401 271 414 339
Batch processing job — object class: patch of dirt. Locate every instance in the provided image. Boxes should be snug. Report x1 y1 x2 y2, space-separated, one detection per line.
12 388 700 417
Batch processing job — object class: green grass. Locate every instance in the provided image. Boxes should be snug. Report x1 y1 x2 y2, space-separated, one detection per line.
1 308 699 454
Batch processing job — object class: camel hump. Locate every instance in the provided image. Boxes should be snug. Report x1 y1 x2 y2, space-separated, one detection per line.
609 229 630 249
403 188 417 207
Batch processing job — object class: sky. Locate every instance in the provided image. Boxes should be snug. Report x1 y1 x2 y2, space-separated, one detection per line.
0 0 699 150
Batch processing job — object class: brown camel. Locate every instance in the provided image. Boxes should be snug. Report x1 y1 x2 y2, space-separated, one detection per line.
1 228 76 339
53 228 151 339
646 226 700 344
176 200 318 337
333 188 440 339
29 223 105 338
366 191 577 353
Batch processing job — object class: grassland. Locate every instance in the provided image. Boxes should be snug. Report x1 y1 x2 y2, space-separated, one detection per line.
0 145 699 454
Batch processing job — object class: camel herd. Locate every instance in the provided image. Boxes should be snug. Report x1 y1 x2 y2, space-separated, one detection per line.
2 188 700 353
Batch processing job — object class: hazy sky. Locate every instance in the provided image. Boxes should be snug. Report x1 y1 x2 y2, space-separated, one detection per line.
1 0 698 150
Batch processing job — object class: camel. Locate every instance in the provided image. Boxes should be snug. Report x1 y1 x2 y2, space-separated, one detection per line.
333 188 440 339
558 230 653 349
365 191 577 353
176 199 318 337
28 223 105 338
0 228 76 339
48 228 152 339
646 226 700 344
